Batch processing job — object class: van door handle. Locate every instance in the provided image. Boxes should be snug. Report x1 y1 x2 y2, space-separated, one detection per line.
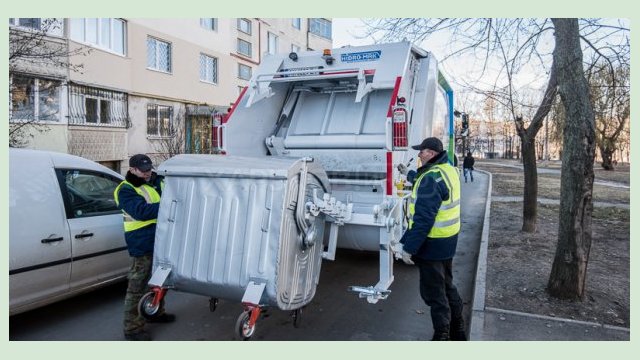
74 232 94 239
41 237 64 244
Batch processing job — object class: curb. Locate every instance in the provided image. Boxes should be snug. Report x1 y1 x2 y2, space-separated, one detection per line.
484 307 631 333
468 169 492 340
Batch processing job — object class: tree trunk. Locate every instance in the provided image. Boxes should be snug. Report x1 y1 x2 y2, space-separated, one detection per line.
521 138 538 232
599 146 615 170
547 18 596 300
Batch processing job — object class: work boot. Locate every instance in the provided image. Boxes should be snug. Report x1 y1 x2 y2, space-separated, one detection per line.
431 330 450 341
124 330 151 341
450 318 468 341
147 313 176 323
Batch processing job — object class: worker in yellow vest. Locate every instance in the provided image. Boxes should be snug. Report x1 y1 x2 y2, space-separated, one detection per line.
397 137 466 341
114 154 174 341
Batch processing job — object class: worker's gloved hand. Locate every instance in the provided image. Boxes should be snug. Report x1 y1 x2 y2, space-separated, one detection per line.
401 250 414 265
397 163 408 176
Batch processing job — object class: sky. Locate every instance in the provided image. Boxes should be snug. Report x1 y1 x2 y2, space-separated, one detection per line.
331 18 550 116
331 18 628 120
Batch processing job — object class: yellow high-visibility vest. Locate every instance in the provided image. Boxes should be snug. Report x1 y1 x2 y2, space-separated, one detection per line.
408 163 461 238
113 181 161 232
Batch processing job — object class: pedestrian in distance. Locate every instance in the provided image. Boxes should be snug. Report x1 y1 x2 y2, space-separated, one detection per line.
463 151 475 183
114 154 175 341
396 137 466 341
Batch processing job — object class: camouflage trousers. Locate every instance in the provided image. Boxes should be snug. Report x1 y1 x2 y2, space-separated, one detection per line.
123 254 163 334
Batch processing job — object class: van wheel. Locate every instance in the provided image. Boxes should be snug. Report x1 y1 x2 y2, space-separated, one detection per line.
138 291 163 320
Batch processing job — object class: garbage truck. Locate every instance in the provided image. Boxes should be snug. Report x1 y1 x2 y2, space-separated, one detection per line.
145 41 455 339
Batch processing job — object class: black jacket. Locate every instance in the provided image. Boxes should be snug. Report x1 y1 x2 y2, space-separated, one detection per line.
463 155 475 169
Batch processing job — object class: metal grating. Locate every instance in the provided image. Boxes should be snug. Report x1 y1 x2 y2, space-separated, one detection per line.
68 83 129 127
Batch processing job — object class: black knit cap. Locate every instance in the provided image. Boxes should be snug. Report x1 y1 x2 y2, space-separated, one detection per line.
129 154 153 172
411 137 443 152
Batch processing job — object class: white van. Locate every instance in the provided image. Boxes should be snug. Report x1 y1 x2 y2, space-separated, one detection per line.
9 148 130 315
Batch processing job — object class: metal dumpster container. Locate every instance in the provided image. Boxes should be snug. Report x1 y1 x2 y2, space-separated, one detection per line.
152 154 330 311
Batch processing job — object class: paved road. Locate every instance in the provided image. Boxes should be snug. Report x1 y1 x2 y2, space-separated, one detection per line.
9 173 487 341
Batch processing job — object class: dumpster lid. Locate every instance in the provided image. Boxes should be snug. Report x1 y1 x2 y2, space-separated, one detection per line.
158 154 305 179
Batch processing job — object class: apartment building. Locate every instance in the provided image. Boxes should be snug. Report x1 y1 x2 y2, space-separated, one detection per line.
9 18 332 173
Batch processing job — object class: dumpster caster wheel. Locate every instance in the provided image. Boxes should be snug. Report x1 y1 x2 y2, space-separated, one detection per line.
138 291 164 320
235 311 255 340
209 298 219 312
292 308 303 328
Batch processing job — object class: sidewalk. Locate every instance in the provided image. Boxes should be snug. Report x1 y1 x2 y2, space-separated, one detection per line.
468 170 630 341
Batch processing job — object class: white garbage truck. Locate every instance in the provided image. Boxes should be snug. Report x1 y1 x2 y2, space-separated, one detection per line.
222 41 455 300
146 41 455 339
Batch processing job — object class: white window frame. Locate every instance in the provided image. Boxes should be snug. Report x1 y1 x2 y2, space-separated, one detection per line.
267 32 278 55
292 18 301 30
237 38 252 57
291 44 301 53
69 18 126 56
9 18 64 37
200 54 218 84
10 75 61 123
83 96 112 124
309 18 332 40
147 104 173 138
237 18 252 35
200 18 217 31
238 63 252 80
147 36 172 73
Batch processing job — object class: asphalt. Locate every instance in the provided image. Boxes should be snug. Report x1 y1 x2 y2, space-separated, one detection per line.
467 170 630 341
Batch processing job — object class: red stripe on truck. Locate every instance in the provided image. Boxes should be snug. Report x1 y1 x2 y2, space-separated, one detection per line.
386 151 393 196
224 86 248 124
386 76 402 118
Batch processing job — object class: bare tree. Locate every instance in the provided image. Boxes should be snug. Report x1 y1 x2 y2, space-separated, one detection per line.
9 18 91 147
365 18 556 232
547 18 597 300
153 109 187 162
586 62 630 170
363 17 628 298
547 96 566 158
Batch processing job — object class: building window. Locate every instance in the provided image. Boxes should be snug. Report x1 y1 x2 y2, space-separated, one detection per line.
237 18 251 35
69 18 125 55
147 37 172 73
147 104 173 137
9 18 63 36
291 44 300 53
237 39 252 57
238 64 252 80
267 32 278 55
200 54 218 84
200 18 217 31
10 75 61 122
309 18 332 40
68 84 128 127
292 18 301 30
